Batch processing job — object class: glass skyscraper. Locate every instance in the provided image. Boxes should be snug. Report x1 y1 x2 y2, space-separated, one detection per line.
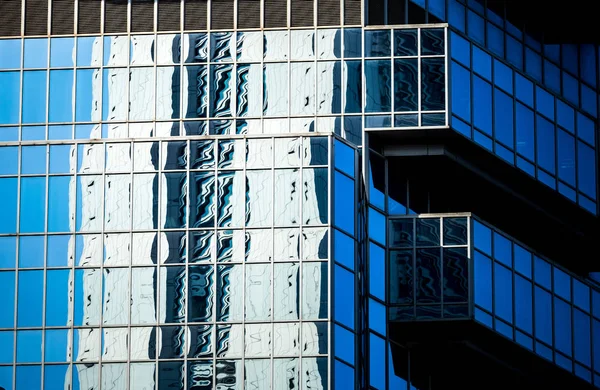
0 0 598 389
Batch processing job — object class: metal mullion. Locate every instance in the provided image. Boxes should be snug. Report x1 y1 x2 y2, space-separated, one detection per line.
417 27 422 127
97 139 107 390
439 218 444 318
182 139 190 390
126 140 134 390
327 135 333 390
269 136 275 388
155 140 162 389
444 26 449 127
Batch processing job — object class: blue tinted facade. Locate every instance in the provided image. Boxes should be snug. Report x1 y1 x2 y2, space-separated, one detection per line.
1 0 599 389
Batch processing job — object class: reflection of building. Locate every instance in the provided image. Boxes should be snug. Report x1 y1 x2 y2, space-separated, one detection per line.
0 0 598 389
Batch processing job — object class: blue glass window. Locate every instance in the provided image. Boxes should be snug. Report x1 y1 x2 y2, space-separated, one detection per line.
536 115 555 174
0 72 21 124
49 70 74 123
365 30 391 57
494 89 514 148
394 59 418 111
335 266 355 329
543 60 560 93
334 139 355 176
18 236 44 268
515 275 533 334
578 142 596 200
493 60 512 93
554 298 572 356
534 256 551 289
18 270 43 327
486 22 504 57
473 45 491 79
494 263 513 323
556 100 575 133
580 45 596 88
574 309 591 366
576 113 595 146
515 103 534 160
451 62 471 121
0 178 18 233
335 325 355 364
467 10 484 45
535 87 554 120
0 39 21 69
0 271 15 327
474 251 492 310
47 235 70 267
365 60 391 113
534 286 552 345
21 145 46 174
448 0 466 32
369 299 386 335
493 232 511 267
563 72 579 106
50 37 75 68
594 320 600 372
344 29 361 58
450 32 470 66
429 0 445 19
473 76 492 136
0 332 12 363
369 207 385 245
20 177 46 233
75 69 97 122
515 74 533 107
506 36 523 69
581 85 597 117
22 71 48 124
473 220 491 255
0 146 18 175
525 48 542 82
562 44 578 75
394 29 418 56
334 172 355 234
573 279 590 312
0 237 15 268
24 38 48 68
335 229 355 270
335 360 355 390
369 243 385 301
557 129 576 186
369 334 385 389
45 329 69 362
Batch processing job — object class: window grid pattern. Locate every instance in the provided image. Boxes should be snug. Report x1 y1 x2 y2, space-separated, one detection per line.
450 31 598 215
472 217 600 386
400 0 600 118
362 27 447 129
0 134 330 390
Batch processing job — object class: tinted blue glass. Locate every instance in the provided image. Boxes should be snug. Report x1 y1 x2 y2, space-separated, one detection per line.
474 307 493 327
473 220 491 255
45 365 70 390
21 145 46 174
574 309 591 366
0 39 21 69
534 286 552 344
369 333 385 389
46 269 70 326
0 364 11 390
22 70 48 123
494 89 514 148
76 36 97 66
467 10 484 45
49 70 74 122
535 87 554 120
578 142 596 200
0 272 15 327
18 236 44 268
577 113 595 146
473 76 492 135
554 267 571 301
573 280 590 312
493 232 511 266
0 237 16 268
421 58 445 111
559 182 577 202
515 103 534 160
48 176 71 232
24 38 48 68
49 125 72 140
515 73 533 107
0 146 18 175
450 32 469 66
575 365 592 383
534 256 551 288
493 60 512 93
516 331 533 351
517 156 535 177
75 69 96 122
494 263 513 323
50 37 74 68
451 62 471 121
47 235 70 267
557 129 575 186
16 330 42 362
335 325 354 364
49 145 72 173
495 318 513 339
536 341 553 361
335 266 355 328
486 23 504 57
334 139 354 177
394 59 418 112
45 329 69 362
506 36 523 69
365 30 390 57
0 331 13 363
0 178 18 233
448 0 465 32
334 172 355 234
20 177 46 233
22 125 46 141
513 244 531 278
538 169 556 189
594 320 600 372
16 365 41 389
556 100 575 133
0 71 21 124
525 48 542 82
344 29 361 58
344 60 362 114
536 115 555 174
369 208 385 245
18 270 43 327
543 61 560 93
334 229 354 270
369 299 386 335
561 45 577 75
472 46 491 79
474 251 492 310
563 72 579 106
365 60 391 113
452 115 471 137
579 197 596 214
369 242 385 301
554 298 572 356
544 44 559 63
334 360 354 390
580 45 596 87
0 126 19 141
515 275 533 334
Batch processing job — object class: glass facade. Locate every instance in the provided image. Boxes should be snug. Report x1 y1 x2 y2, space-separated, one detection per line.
0 0 599 389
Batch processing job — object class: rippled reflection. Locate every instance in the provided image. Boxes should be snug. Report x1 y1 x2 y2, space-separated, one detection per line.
217 325 243 358
273 358 299 389
217 265 243 321
183 65 208 118
245 359 271 389
443 247 469 302
245 264 271 320
237 32 263 62
216 360 242 389
275 169 300 226
210 64 234 117
274 323 300 355
416 248 442 303
217 171 245 228
159 266 186 323
189 265 214 322
264 63 288 116
274 262 300 320
245 324 271 357
188 360 213 389
246 229 272 262
237 64 262 117
102 363 127 390
246 170 272 227
394 59 418 112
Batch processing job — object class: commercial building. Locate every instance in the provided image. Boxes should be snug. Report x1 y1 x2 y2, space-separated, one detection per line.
0 0 598 389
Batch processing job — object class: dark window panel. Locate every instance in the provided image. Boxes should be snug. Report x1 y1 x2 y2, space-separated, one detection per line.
407 0 425 24
210 0 233 30
131 0 155 32
78 0 101 34
344 0 360 25
368 0 384 25
25 0 48 35
237 0 260 29
184 0 207 30
317 0 339 26
105 0 128 33
52 0 74 35
158 0 181 31
291 0 313 27
264 0 287 28
0 0 22 36
388 0 406 25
